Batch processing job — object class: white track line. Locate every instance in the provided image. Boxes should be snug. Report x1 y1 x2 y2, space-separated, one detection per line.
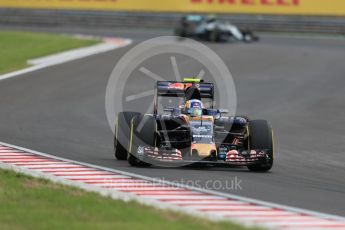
0 37 132 82
0 141 345 230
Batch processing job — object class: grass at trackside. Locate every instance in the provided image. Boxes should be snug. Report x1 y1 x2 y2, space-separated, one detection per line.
0 31 99 74
0 169 263 230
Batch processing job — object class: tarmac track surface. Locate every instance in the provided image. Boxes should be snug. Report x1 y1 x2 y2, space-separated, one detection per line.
0 26 345 216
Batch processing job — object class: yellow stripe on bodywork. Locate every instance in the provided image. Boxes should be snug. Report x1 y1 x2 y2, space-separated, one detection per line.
128 117 134 155
115 116 118 140
246 125 250 150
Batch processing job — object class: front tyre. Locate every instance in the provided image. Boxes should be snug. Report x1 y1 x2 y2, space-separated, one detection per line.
114 112 141 160
128 146 151 167
247 120 274 172
242 30 259 43
127 115 156 167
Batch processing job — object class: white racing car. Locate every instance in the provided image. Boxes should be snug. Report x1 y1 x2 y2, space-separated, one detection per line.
175 15 259 43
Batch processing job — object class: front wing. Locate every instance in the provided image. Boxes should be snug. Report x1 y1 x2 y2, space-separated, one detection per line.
135 146 270 166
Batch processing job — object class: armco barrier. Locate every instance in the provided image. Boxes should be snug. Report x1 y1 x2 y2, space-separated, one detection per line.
0 8 344 34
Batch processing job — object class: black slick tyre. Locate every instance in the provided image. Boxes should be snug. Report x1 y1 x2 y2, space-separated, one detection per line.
247 120 274 172
127 115 156 167
114 112 141 160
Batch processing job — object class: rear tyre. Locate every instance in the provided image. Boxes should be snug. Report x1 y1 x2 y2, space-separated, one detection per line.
127 115 156 167
209 28 220 42
114 112 141 160
247 120 274 172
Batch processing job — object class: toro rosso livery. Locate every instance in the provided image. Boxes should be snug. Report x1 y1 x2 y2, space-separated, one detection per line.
114 79 274 172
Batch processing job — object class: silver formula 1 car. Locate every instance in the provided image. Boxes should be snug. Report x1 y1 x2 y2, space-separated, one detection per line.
114 78 273 172
175 15 259 43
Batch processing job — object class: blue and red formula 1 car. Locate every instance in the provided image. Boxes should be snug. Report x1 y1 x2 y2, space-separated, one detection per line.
114 78 274 172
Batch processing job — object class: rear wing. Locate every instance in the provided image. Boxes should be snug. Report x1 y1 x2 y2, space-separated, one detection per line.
156 81 214 99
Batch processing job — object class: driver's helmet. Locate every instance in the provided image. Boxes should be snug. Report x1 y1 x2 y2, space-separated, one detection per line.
185 99 203 117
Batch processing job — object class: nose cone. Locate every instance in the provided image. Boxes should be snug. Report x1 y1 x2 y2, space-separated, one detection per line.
191 143 217 157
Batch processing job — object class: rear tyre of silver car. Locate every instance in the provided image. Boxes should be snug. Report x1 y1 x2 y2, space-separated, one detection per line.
209 28 220 42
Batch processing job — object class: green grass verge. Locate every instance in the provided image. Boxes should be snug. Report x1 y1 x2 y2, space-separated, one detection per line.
0 31 99 74
0 169 262 230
